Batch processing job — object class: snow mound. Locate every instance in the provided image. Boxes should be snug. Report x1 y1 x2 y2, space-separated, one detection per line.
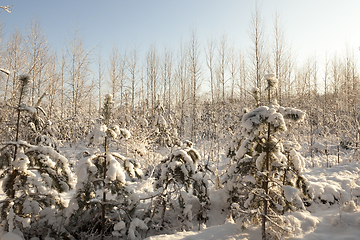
145 221 261 240
1 232 23 240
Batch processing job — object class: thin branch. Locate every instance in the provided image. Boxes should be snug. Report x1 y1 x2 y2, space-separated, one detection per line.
0 68 11 75
0 5 12 13
262 212 289 233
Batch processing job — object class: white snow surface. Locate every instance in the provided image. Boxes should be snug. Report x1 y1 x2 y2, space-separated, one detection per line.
146 221 261 240
145 159 360 240
1 232 23 240
2 142 360 240
106 154 126 183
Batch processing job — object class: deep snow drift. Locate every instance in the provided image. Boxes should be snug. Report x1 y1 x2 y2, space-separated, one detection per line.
1 141 360 240
146 158 360 240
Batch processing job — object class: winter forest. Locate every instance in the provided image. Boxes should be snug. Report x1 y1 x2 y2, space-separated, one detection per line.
1 3 360 240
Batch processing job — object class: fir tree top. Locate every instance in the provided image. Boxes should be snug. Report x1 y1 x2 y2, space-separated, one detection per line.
102 93 114 125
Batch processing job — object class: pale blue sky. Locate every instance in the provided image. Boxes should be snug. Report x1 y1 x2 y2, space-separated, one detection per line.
1 1 360 67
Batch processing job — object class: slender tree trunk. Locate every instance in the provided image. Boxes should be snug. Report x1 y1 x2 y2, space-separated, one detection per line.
10 77 27 198
262 122 271 240
101 136 108 240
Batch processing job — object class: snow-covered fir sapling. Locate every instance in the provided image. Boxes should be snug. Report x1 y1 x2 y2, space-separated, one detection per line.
222 74 308 240
251 87 260 107
227 108 249 159
25 92 61 151
65 94 144 240
149 140 210 232
149 103 180 148
0 75 74 239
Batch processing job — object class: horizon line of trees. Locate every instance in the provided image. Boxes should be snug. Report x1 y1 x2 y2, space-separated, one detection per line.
1 9 359 147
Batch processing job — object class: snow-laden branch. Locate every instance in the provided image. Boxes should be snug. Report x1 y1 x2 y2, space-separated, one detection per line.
0 68 10 75
0 5 11 13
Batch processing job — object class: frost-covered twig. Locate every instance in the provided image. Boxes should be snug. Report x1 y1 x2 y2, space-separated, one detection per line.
0 68 10 74
139 192 162 201
92 178 105 184
2 140 32 148
261 212 289 233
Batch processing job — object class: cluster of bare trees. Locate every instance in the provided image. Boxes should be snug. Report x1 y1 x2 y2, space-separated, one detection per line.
1 10 360 149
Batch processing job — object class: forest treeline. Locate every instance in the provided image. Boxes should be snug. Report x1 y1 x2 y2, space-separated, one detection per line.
1 10 359 156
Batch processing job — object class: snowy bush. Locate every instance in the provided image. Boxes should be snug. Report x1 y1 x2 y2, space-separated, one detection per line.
149 104 180 148
222 74 309 239
0 141 74 238
147 141 210 232
65 94 144 239
0 75 73 239
24 95 60 152
65 150 144 238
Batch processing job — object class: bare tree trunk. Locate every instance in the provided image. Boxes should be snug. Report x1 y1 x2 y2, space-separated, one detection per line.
273 12 286 105
205 36 216 104
6 29 26 106
239 51 247 103
10 76 29 198
64 28 92 117
97 53 104 115
147 43 159 116
188 29 201 143
127 44 139 116
262 122 271 240
27 17 49 107
108 45 119 106
229 45 239 101
217 33 228 103
47 55 59 119
249 4 266 103
176 40 188 140
101 136 108 240
161 46 173 112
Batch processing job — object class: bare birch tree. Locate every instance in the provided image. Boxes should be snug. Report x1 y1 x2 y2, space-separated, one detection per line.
97 53 104 114
238 50 247 103
249 4 266 102
127 44 139 115
26 17 50 106
63 28 92 116
175 40 188 140
161 46 173 112
217 33 229 103
229 44 239 101
146 43 159 114
188 29 201 142
4 29 27 104
205 36 216 104
107 44 126 112
272 12 286 104
46 55 60 119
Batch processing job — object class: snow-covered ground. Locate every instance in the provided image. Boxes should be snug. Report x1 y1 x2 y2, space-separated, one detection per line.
145 157 360 240
1 142 360 240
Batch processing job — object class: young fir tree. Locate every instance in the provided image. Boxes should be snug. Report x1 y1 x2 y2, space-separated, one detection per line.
149 103 180 148
222 74 308 240
65 94 145 240
25 92 61 152
149 140 210 232
0 75 74 239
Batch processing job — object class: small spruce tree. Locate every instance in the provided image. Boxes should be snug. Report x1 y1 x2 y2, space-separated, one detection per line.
222 74 308 240
149 141 210 232
65 94 144 239
149 103 180 148
0 75 74 239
